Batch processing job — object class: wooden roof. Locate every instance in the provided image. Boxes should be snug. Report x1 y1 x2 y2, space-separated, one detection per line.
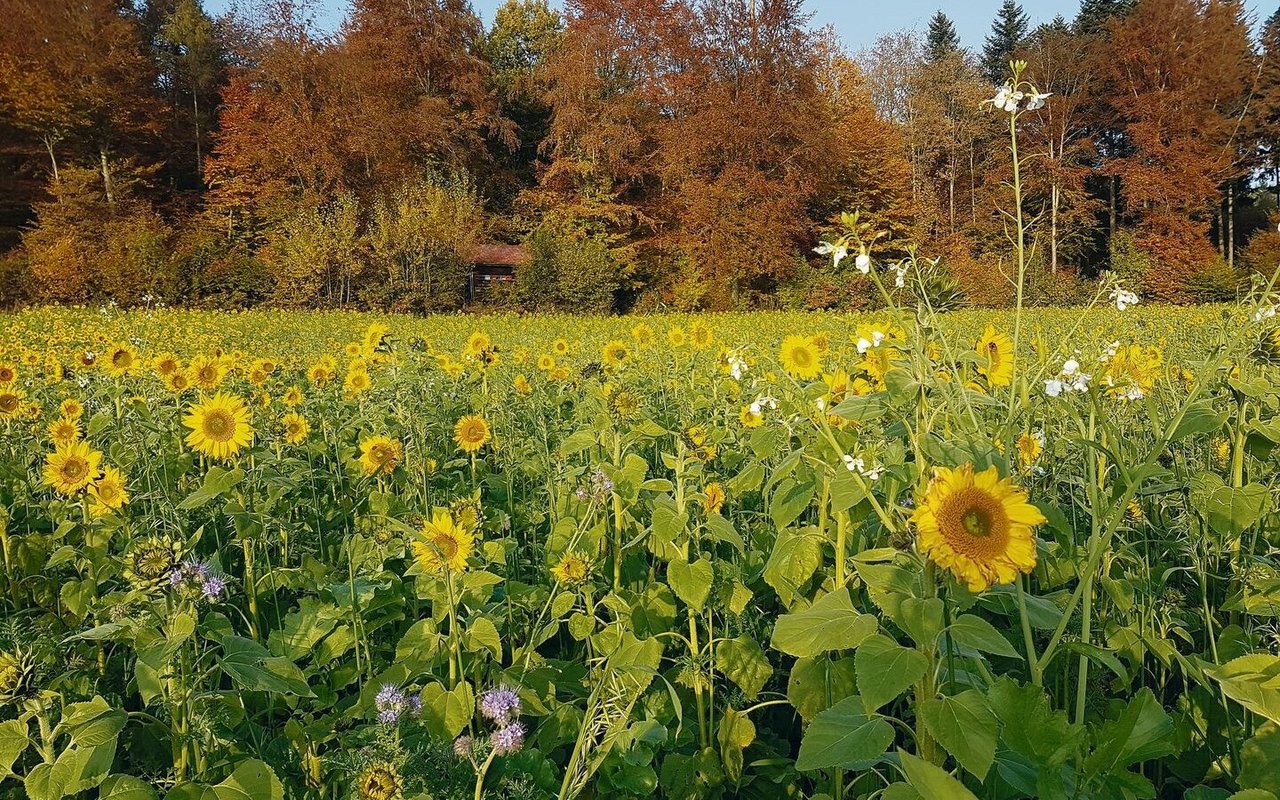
470 244 528 267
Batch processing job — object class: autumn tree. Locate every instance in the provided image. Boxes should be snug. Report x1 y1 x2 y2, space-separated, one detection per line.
156 0 226 186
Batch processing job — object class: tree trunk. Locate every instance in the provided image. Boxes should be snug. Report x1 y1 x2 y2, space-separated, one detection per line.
43 135 60 185
1108 175 1117 242
100 148 116 207
193 91 202 183
1227 184 1234 269
1051 183 1059 274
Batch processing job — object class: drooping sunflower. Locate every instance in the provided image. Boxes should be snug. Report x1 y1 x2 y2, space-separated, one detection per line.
47 416 81 447
450 496 486 534
42 440 103 495
703 482 726 515
910 464 1045 593
411 508 475 574
514 374 532 396
601 340 631 371
358 435 402 476
104 342 139 377
550 552 589 584
183 393 254 460
779 335 822 380
282 412 310 445
88 466 129 517
454 415 491 454
609 388 643 422
356 761 404 800
975 325 1015 387
0 386 25 419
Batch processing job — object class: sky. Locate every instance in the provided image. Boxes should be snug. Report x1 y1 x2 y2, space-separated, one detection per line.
206 0 1274 52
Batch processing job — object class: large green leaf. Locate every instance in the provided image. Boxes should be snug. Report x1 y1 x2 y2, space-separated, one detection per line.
178 466 245 510
795 696 893 771
667 557 714 612
947 614 1021 659
212 759 284 800
716 636 771 700
1208 654 1280 724
1240 722 1280 794
1084 688 1174 777
897 749 978 800
100 775 159 800
919 690 998 780
771 589 878 657
787 655 857 721
855 633 928 712
219 636 314 697
763 528 824 605
1190 474 1270 539
0 719 29 778
987 677 1080 768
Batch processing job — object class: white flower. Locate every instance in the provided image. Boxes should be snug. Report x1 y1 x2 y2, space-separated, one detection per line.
1062 358 1079 376
1003 91 1024 113
855 253 871 274
1110 286 1140 311
1025 92 1051 110
841 454 885 481
990 85 1012 110
816 397 826 411
856 330 887 354
1045 360 1091 396
893 264 908 288
815 241 849 269
1254 305 1277 322
1044 378 1064 397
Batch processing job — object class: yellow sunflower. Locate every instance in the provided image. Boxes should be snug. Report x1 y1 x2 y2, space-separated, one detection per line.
358 434 402 475
188 355 226 390
0 362 16 384
345 367 372 396
689 321 714 351
356 761 403 800
601 340 631 371
976 325 1015 387
183 393 254 460
104 342 139 377
152 352 181 378
454 415 491 454
282 412 310 445
42 440 103 495
910 464 1045 592
1102 344 1162 401
632 323 654 349
1016 431 1043 469
537 354 556 371
551 552 589 584
282 386 304 407
552 338 570 356
88 466 129 517
411 508 475 574
703 482 726 515
667 326 687 348
47 416 81 447
779 335 822 380
739 405 764 428
0 386 25 419
59 398 84 419
514 374 532 395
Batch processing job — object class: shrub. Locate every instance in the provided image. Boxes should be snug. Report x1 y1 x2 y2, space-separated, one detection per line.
517 227 619 313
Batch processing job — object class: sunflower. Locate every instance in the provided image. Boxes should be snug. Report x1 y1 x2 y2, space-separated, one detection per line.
356 761 404 800
450 496 486 533
537 354 556 371
0 386 25 419
47 416 81 447
667 326 687 348
552 338 570 356
183 393 254 460
739 405 764 428
358 435 402 475
59 398 84 419
0 362 15 383
547 366 570 383
188 355 226 390
41 440 102 496
910 464 1044 592
551 552 589 584
88 466 129 517
345 367 372 396
282 412 310 445
308 359 335 385
152 352 181 378
689 321 714 351
164 371 191 393
464 331 493 359
104 342 139 377
609 389 643 422
514 374 532 396
282 386 304 407
411 508 475 574
703 482 726 515
1101 344 1162 401
122 536 184 591
363 323 391 352
976 325 1014 387
1016 431 1043 469
779 335 822 379
601 340 631 371
454 415 491 454
0 648 35 705
632 323 654 349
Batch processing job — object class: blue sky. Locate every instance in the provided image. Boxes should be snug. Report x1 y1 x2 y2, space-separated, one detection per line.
207 0 1273 51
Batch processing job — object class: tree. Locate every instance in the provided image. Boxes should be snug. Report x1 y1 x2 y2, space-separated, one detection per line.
982 0 1030 84
925 11 961 63
157 0 225 185
1251 7 1280 207
1074 0 1134 34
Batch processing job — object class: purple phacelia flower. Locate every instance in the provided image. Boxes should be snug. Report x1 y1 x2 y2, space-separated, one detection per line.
479 686 521 724
201 576 226 600
490 722 525 755
453 734 473 757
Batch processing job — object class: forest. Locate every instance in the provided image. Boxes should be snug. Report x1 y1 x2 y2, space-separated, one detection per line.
1 0 1279 312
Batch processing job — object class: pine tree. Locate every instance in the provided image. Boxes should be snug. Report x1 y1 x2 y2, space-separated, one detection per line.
1074 0 1134 35
982 0 1030 84
925 11 961 63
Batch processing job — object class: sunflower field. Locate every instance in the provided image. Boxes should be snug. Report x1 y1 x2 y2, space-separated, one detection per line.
1 296 1280 800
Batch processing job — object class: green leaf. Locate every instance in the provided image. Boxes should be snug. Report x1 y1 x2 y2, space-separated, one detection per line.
100 775 159 800
0 719 30 777
855 634 928 712
897 749 979 800
667 557 714 612
717 708 756 783
219 636 314 697
987 677 1079 768
771 589 878 657
1190 474 1271 539
1208 654 1280 724
716 636 772 700
421 681 474 739
1240 722 1280 794
763 527 824 605
947 614 1021 659
787 656 857 721
212 759 284 800
178 466 245 510
1171 401 1227 441
795 696 893 771
61 696 126 747
1084 687 1174 777
770 478 816 530
465 616 502 660
919 690 998 780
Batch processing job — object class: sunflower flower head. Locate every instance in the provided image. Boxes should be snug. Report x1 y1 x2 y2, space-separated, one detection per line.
911 464 1044 593
183 393 254 460
454 415 491 454
42 440 103 496
358 435 402 476
411 508 475 574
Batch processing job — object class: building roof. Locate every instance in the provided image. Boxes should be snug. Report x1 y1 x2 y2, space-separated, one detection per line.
470 243 528 267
